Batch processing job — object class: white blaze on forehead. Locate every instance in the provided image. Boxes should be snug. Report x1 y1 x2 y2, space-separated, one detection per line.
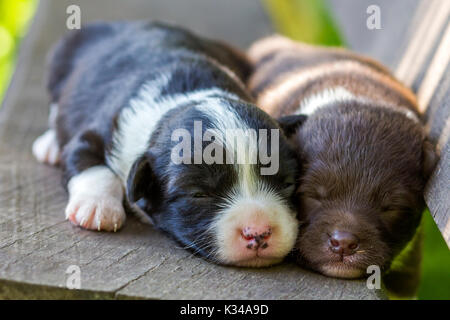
106 72 239 182
195 99 261 194
196 100 297 265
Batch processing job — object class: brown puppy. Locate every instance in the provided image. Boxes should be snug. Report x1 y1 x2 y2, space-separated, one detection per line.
248 35 437 278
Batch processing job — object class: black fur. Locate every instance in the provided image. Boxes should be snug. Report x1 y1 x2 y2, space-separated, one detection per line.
47 21 300 262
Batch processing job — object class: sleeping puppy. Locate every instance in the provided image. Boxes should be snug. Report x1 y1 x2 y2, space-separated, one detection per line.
247 35 437 277
32 22 304 267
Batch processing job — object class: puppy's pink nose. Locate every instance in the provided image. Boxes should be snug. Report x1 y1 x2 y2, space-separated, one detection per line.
329 230 359 256
241 226 272 250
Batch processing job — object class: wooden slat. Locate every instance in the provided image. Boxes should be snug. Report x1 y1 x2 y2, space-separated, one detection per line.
0 0 384 299
397 1 450 247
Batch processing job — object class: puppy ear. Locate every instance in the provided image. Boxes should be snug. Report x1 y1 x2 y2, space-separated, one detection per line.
422 139 438 179
277 114 308 137
126 154 161 211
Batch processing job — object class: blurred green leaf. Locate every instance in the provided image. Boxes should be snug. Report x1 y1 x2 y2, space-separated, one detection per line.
418 210 450 299
0 0 37 103
263 0 343 46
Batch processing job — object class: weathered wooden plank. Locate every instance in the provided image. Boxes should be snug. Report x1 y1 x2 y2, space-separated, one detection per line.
329 0 450 247
0 0 384 299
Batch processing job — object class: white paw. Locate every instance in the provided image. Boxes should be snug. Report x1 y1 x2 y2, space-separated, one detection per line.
65 194 126 232
32 130 61 165
65 166 126 232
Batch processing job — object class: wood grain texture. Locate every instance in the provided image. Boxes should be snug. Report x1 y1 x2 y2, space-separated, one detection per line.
0 0 384 299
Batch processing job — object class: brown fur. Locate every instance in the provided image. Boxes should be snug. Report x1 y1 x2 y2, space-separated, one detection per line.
248 35 437 278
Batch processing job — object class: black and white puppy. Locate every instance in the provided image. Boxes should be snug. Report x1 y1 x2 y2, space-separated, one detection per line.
32 22 303 267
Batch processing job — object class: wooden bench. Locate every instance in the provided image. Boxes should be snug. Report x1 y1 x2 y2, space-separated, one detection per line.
0 0 385 299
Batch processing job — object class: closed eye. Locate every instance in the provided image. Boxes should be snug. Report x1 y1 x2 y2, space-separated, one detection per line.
381 205 395 212
192 192 211 199
381 205 411 214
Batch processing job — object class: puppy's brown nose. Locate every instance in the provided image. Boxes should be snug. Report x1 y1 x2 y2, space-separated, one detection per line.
328 231 359 255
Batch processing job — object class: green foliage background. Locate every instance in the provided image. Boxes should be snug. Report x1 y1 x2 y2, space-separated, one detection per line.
0 0 36 102
418 212 450 299
0 0 448 300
